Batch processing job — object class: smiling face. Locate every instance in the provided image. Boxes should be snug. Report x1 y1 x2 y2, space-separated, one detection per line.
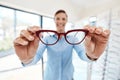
54 10 68 33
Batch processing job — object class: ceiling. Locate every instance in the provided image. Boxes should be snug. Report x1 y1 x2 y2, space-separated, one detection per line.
0 0 120 22
71 0 115 7
71 0 120 16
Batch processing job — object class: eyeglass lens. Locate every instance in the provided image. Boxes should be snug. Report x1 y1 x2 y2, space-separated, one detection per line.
39 31 58 45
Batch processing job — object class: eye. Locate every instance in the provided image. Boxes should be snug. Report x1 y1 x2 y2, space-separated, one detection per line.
56 17 60 20
62 18 66 21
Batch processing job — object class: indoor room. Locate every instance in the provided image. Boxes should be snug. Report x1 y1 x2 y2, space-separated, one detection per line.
0 0 120 80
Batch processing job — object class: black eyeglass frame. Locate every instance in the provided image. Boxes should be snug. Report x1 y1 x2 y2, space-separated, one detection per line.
36 29 89 45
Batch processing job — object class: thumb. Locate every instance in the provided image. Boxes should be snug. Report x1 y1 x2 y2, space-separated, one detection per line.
33 36 39 48
84 35 92 46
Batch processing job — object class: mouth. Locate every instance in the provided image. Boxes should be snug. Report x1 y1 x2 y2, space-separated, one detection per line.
57 24 65 27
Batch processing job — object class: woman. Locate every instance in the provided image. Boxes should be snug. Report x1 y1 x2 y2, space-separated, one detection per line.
14 10 110 80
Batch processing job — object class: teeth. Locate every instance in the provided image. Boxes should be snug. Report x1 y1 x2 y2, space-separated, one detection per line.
59 24 64 26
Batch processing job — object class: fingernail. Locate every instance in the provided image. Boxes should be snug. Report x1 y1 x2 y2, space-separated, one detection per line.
29 36 34 40
96 29 102 34
23 41 28 45
104 31 108 35
89 28 94 33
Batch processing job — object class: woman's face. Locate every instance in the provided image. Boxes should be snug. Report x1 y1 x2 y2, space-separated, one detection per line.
54 12 67 33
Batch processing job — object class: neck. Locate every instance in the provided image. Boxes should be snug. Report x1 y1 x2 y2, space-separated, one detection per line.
57 29 65 39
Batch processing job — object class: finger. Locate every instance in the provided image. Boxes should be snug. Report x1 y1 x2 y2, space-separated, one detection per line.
14 37 28 46
89 27 96 33
20 30 34 41
84 34 92 45
84 25 96 33
94 27 103 34
27 26 41 33
102 29 110 37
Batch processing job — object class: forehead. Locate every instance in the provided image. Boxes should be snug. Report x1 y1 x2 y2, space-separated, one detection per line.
55 13 67 18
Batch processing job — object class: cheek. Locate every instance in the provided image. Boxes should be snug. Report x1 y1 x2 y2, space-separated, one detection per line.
55 20 58 24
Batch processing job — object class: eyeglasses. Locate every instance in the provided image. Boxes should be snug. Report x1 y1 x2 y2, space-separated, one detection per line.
36 29 88 45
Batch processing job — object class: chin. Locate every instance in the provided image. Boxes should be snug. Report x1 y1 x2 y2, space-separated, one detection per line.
58 29 65 33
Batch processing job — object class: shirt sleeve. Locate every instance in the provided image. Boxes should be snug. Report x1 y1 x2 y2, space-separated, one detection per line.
73 43 93 62
22 42 46 66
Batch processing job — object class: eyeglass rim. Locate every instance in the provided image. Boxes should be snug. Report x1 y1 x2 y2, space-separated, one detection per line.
36 29 89 45
65 29 88 45
36 30 59 45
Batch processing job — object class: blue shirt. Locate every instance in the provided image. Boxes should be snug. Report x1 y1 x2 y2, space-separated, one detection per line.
23 35 92 80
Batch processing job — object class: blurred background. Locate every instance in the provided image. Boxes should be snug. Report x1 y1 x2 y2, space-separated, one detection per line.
0 0 120 80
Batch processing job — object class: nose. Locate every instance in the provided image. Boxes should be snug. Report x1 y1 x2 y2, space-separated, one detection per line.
58 19 63 22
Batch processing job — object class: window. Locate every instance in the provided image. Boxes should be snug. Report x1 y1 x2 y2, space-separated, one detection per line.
42 17 55 30
0 6 14 57
0 6 42 73
16 11 40 37
0 5 43 80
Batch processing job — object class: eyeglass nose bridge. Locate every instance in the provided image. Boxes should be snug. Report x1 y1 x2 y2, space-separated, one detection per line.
54 32 67 42
57 33 66 37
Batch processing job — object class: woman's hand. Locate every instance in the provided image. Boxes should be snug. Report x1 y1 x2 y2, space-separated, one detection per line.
13 26 41 64
84 25 110 60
